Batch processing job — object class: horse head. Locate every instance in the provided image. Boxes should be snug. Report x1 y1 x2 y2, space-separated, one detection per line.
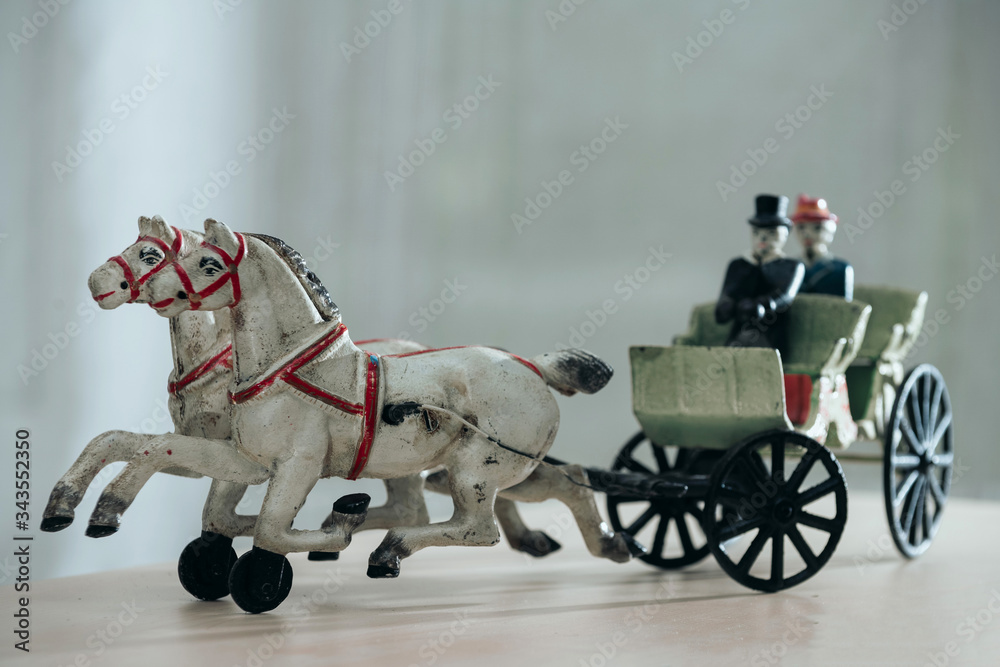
88 215 184 309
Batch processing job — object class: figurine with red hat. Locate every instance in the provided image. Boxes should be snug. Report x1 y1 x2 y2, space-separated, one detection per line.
715 194 805 354
792 195 854 301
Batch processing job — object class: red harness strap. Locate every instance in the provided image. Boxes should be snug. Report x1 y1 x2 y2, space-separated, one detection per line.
105 227 184 303
171 234 246 310
228 323 381 480
167 345 234 396
388 345 543 378
347 354 381 480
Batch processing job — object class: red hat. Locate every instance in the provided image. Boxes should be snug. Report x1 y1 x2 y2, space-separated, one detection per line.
791 195 838 224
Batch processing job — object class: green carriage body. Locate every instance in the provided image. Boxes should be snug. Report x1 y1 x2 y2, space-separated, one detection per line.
635 292 890 449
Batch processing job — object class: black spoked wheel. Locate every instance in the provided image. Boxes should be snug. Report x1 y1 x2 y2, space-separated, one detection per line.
606 431 713 569
884 364 953 559
229 547 294 614
703 430 848 593
177 531 237 601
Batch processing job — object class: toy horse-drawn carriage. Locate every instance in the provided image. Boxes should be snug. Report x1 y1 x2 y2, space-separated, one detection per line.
604 286 954 591
41 215 955 612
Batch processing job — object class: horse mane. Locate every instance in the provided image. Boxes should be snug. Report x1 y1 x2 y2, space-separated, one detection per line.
245 233 340 322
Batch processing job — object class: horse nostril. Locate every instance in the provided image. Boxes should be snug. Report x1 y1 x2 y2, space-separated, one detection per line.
177 291 188 300
120 281 128 290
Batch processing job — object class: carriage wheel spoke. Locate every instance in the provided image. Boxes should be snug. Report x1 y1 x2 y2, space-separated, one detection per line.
676 514 696 555
787 526 819 570
900 476 924 537
797 476 840 506
926 413 953 457
652 446 670 474
797 511 838 533
786 450 818 492
741 452 770 488
771 438 785 482
893 470 919 508
928 377 944 438
921 485 933 539
651 516 668 556
892 453 921 470
770 531 785 585
736 526 771 574
921 374 932 441
909 387 926 441
931 452 953 467
900 421 925 457
927 473 947 506
909 478 927 545
717 514 765 542
626 506 657 535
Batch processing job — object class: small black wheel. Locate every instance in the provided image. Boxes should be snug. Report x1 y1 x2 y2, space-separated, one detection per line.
606 431 714 569
702 430 847 592
229 547 294 614
177 531 237 601
884 364 953 559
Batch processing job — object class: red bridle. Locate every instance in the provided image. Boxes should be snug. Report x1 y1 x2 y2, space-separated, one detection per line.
102 227 184 303
152 233 246 311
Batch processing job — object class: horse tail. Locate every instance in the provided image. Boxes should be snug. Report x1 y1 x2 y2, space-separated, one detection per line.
530 349 613 397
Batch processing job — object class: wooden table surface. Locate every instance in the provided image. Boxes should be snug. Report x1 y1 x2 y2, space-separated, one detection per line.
5 491 1000 667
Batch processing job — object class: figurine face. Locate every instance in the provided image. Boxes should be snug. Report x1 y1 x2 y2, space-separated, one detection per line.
750 226 789 261
794 221 837 260
146 220 242 318
88 218 179 309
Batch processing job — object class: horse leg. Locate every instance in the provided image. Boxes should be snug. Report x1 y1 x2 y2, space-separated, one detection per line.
201 480 256 537
342 475 429 532
367 441 506 578
86 434 269 537
426 468 561 557
307 474 429 562
227 457 371 613
501 464 642 563
245 457 368 556
494 496 562 557
42 430 159 532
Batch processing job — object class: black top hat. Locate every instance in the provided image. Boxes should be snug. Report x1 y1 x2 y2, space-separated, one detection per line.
748 194 791 228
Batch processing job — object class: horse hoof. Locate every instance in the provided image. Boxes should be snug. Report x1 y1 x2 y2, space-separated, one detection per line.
333 493 371 515
517 532 562 558
621 533 649 558
40 516 73 532
229 547 293 614
367 563 400 579
307 551 340 561
178 532 237 601
85 524 118 538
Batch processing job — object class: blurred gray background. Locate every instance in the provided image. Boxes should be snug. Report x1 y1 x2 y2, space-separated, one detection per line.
2 0 997 581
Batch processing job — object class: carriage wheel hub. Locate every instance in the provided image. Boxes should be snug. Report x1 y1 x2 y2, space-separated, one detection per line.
772 498 796 526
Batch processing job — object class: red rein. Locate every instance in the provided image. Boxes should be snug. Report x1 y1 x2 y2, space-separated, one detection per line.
101 227 184 303
151 233 246 311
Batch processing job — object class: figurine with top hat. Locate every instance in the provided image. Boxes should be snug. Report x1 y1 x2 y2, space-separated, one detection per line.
792 194 854 301
714 194 805 355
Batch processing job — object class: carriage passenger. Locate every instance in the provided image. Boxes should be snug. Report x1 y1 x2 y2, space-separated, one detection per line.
715 194 805 358
791 195 854 301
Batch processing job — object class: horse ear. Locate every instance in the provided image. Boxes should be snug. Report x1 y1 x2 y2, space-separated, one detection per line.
148 215 173 241
203 218 239 253
137 216 153 235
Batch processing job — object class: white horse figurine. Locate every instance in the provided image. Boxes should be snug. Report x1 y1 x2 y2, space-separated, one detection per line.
42 216 563 603
88 219 640 612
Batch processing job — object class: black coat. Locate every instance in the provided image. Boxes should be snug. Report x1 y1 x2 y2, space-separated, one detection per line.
715 257 805 355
